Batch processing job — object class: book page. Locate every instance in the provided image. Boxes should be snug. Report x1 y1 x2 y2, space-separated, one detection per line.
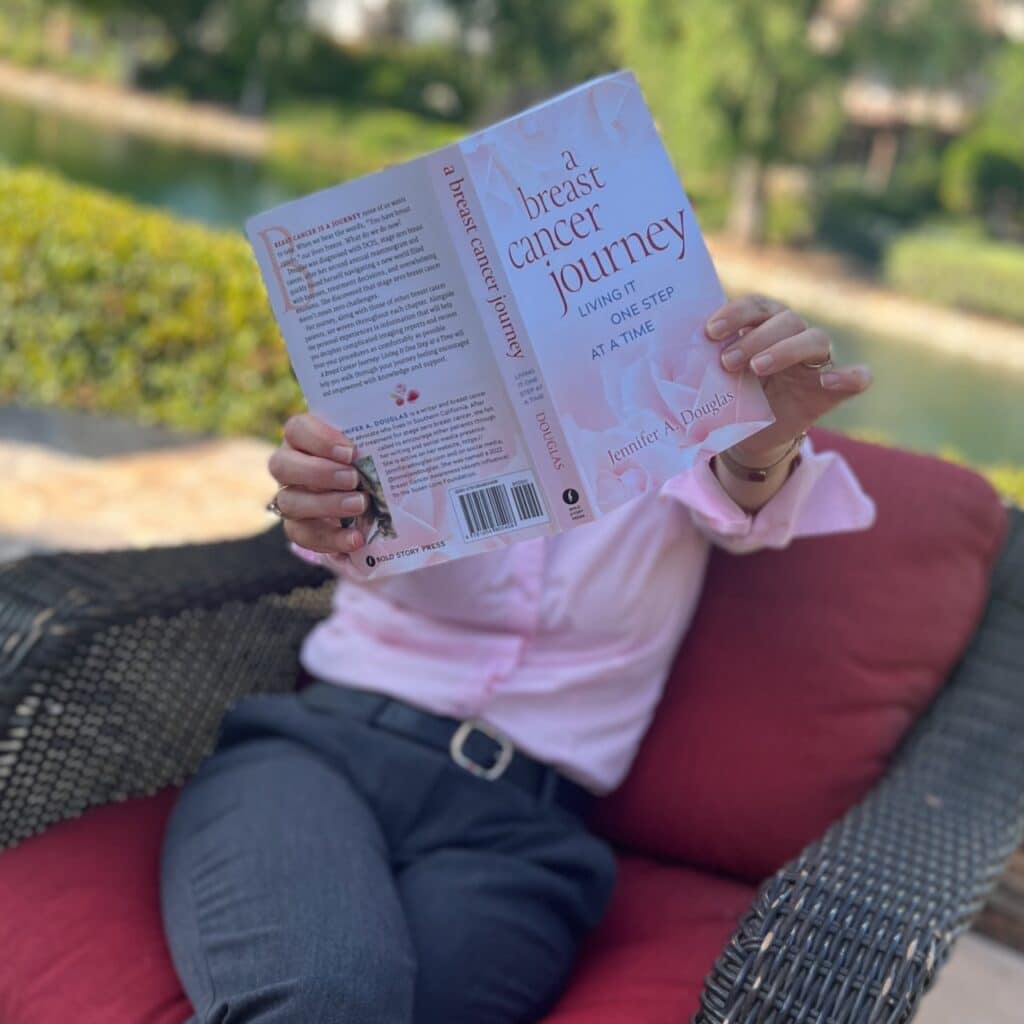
460 71 774 513
247 160 552 577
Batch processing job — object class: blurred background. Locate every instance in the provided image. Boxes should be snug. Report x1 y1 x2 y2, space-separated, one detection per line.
0 2 1022 1016
2 0 1023 468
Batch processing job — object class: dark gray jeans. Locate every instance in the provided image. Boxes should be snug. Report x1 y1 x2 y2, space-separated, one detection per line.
159 683 618 1024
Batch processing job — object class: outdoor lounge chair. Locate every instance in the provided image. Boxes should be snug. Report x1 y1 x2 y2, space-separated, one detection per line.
0 428 1021 1024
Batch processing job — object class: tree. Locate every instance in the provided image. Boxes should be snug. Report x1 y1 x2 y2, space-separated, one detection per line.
941 43 1024 239
610 0 840 243
439 0 617 117
74 0 310 114
840 0 996 191
843 0 992 90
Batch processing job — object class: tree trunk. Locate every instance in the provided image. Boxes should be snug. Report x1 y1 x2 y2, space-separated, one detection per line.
727 156 766 245
865 128 899 191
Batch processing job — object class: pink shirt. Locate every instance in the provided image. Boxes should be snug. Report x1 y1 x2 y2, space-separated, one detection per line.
293 437 875 794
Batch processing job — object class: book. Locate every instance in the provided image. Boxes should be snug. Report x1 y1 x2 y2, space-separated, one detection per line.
246 70 774 578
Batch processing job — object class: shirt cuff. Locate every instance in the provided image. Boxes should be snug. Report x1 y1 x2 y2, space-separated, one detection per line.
659 435 877 554
289 541 362 581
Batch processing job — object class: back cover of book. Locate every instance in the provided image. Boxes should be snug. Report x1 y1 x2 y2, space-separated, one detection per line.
247 71 772 577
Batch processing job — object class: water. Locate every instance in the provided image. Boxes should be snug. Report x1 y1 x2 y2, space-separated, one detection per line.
2 99 1022 465
821 323 1024 464
0 100 297 228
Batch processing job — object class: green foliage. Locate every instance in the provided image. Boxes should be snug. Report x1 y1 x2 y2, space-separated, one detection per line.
842 0 993 88
607 0 840 239
761 188 816 247
883 225 1024 323
0 0 125 80
442 0 616 115
819 149 945 265
941 44 1024 234
268 103 464 193
980 464 1024 508
0 167 301 439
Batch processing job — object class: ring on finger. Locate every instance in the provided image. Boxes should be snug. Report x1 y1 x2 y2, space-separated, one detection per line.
265 485 289 518
802 352 834 370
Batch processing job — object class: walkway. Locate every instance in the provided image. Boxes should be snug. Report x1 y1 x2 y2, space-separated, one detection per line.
0 59 268 157
709 236 1024 373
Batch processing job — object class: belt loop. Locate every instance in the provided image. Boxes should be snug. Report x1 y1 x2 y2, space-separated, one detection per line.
538 765 560 806
366 694 393 727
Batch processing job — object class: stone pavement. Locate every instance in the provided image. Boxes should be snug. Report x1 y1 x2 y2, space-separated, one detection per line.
1 410 1022 1021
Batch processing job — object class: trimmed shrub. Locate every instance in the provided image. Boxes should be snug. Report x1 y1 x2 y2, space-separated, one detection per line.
884 226 1024 324
0 167 300 439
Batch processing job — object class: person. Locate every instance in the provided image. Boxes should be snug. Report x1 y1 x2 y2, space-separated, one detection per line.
159 294 875 1024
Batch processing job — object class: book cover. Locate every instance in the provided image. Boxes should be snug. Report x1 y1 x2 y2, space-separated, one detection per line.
246 71 773 578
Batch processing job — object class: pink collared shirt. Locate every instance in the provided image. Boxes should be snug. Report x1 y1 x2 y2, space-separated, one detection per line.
293 438 875 794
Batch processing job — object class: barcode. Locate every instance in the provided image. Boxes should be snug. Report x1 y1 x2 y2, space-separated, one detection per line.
458 484 515 536
511 481 543 520
451 472 548 540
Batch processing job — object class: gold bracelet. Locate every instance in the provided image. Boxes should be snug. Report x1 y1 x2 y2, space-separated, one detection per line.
715 432 807 483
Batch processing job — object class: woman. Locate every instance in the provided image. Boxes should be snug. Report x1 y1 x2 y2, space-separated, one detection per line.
159 294 875 1024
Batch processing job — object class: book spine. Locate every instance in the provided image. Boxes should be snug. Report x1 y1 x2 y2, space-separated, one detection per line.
425 147 596 532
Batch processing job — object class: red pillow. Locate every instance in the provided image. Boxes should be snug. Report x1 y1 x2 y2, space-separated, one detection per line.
592 430 1008 882
0 790 189 1024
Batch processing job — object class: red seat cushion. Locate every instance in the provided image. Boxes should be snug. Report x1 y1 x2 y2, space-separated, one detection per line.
0 790 751 1024
592 430 1009 882
0 790 188 1024
542 856 754 1024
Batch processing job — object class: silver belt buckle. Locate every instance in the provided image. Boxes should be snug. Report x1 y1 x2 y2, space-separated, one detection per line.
449 718 515 781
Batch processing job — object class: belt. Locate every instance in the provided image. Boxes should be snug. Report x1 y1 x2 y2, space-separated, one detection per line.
298 678 595 820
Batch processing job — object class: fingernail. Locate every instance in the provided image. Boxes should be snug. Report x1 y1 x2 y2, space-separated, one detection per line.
340 494 366 515
721 347 745 371
706 318 728 339
332 445 354 463
750 352 774 375
334 469 358 489
345 530 364 551
820 371 842 389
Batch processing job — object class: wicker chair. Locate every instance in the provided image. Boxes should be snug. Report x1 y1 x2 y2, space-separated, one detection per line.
1 506 1022 1023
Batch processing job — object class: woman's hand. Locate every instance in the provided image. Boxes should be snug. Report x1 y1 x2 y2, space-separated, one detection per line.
705 294 872 459
267 413 367 556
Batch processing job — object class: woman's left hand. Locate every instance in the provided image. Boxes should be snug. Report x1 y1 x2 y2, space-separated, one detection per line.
705 294 872 458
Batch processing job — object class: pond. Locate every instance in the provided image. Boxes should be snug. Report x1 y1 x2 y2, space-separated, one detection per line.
2 99 1022 465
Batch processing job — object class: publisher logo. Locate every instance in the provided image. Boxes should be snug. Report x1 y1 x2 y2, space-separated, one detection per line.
365 555 377 567
562 488 580 505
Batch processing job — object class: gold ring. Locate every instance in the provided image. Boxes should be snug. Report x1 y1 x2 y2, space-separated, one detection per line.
803 355 833 371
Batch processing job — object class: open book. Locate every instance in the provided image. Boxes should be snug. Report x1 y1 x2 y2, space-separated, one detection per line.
246 70 774 578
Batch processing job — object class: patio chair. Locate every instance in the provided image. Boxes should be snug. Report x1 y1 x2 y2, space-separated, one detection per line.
0 428 1022 1024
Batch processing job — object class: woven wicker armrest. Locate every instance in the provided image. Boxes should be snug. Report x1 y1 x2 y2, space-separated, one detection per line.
0 525 332 849
697 506 1024 1024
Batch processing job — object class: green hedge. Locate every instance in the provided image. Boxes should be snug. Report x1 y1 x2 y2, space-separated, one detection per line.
0 166 300 439
884 226 1024 324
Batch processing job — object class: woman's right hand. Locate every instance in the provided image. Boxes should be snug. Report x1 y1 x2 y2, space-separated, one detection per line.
268 413 367 556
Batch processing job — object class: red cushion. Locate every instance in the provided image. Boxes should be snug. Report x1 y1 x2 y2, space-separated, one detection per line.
592 430 1008 882
0 790 188 1024
542 856 754 1024
0 791 750 1024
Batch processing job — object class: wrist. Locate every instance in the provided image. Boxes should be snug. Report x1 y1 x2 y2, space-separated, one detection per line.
716 432 805 485
729 431 806 468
